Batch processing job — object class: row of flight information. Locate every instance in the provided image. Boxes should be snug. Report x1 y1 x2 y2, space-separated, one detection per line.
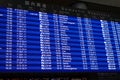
0 6 120 72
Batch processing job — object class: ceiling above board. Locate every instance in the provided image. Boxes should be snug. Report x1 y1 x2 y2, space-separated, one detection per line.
35 0 120 7
80 0 120 7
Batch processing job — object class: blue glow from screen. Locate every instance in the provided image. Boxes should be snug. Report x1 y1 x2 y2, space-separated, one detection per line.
0 7 120 72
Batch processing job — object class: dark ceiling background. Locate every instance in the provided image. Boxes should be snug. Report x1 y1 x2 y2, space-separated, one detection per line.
81 0 120 7
34 0 75 6
34 0 120 8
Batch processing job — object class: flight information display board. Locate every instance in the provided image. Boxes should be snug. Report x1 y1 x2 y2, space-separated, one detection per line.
0 0 120 72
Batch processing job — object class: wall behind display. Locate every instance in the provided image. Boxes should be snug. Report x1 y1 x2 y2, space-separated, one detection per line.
80 0 120 7
34 0 120 8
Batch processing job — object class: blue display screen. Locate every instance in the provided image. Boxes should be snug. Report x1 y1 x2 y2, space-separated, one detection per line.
0 7 120 72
